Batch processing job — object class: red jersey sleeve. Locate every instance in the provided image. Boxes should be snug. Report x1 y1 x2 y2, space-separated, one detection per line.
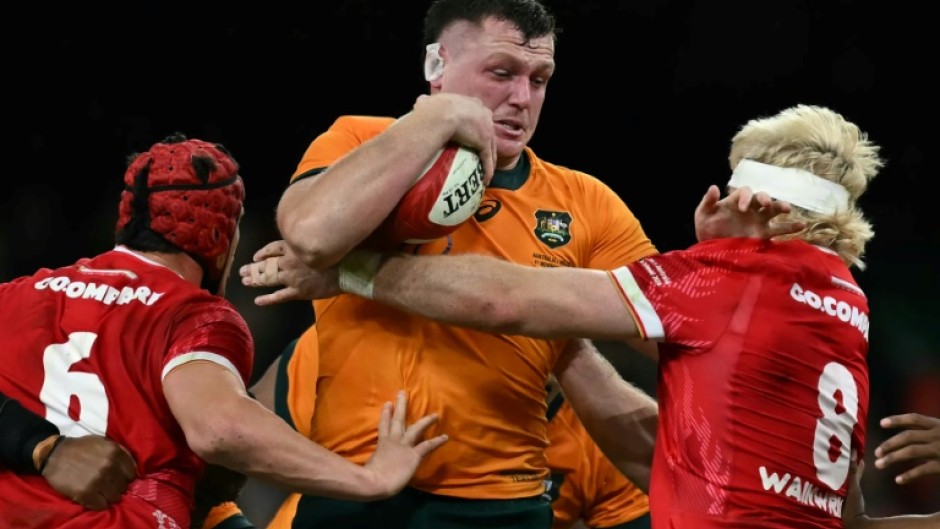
162 300 254 387
610 241 754 347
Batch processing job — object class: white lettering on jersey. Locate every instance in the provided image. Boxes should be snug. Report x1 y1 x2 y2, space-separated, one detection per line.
34 276 165 306
638 257 671 286
759 466 844 517
789 283 868 341
152 510 180 529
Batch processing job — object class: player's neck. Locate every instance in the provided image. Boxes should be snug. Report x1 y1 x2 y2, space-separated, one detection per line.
136 251 204 286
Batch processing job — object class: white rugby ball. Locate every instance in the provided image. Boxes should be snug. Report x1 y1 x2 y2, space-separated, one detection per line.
375 142 484 245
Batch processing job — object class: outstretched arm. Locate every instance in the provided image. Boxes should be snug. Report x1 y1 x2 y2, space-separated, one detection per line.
552 339 657 493
366 252 638 340
164 361 447 501
277 94 496 269
239 240 637 339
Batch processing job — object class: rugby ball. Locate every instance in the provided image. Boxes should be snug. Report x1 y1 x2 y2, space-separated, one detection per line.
373 143 484 246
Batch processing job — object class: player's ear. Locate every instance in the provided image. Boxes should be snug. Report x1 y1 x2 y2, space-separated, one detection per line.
424 43 445 82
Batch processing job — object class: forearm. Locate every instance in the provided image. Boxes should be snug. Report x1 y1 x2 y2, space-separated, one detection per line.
277 111 459 269
165 363 386 501
847 513 940 528
552 339 657 492
365 253 632 340
0 392 60 473
191 395 385 501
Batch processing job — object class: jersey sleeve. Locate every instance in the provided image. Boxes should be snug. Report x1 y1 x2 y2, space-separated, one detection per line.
581 174 658 269
161 300 254 388
292 115 397 181
609 242 750 346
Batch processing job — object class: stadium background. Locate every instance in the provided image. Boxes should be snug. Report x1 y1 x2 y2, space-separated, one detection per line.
2 0 937 522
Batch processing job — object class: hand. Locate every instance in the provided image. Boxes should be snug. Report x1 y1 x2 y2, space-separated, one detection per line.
190 463 249 528
413 93 496 184
362 391 449 499
694 185 805 242
41 435 136 510
842 451 868 528
238 240 342 305
874 413 940 484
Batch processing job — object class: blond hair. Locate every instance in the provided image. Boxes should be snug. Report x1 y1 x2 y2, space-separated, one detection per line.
729 104 884 268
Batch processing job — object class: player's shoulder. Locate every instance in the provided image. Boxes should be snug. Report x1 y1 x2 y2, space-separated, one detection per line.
176 291 246 323
528 148 596 182
330 115 397 135
674 238 782 273
527 148 620 203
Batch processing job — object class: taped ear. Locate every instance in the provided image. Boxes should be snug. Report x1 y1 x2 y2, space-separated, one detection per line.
424 43 444 81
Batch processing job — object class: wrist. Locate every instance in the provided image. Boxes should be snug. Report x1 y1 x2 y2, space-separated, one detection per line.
0 397 60 473
33 434 63 473
358 464 392 501
338 250 384 299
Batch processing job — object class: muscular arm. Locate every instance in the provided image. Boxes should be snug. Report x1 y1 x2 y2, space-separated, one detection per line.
248 353 280 413
367 253 639 341
164 361 410 501
552 339 657 493
277 94 495 269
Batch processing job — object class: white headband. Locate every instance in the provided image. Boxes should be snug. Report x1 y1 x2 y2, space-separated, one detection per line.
728 159 850 214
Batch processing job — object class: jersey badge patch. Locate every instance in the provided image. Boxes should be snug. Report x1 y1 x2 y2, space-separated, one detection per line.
534 210 572 248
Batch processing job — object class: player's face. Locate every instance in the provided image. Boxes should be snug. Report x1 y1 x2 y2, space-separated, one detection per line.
216 211 243 298
436 17 555 169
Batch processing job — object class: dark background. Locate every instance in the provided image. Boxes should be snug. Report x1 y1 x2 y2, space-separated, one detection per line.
2 0 937 522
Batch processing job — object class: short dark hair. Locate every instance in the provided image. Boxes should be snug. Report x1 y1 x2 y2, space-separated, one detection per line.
423 0 557 46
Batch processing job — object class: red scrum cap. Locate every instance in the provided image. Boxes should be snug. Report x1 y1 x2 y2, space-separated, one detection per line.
115 133 245 292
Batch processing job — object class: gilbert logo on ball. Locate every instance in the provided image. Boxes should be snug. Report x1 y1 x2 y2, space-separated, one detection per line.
380 143 485 245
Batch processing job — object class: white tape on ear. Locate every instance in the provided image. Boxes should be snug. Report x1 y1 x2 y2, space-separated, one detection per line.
424 43 444 81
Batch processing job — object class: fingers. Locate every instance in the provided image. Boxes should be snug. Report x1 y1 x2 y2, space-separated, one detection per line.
254 287 303 307
480 143 496 186
252 240 287 262
76 492 109 511
697 185 721 214
842 451 866 523
893 459 940 484
875 428 931 460
376 401 393 441
116 444 137 482
390 390 408 437
850 450 865 481
872 413 940 484
97 478 125 505
876 439 934 469
881 413 940 431
766 221 806 238
403 413 440 446
240 241 289 287
414 434 449 458
734 186 755 212
241 256 282 288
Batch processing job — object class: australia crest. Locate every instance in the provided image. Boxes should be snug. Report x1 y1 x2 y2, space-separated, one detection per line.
534 210 572 249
